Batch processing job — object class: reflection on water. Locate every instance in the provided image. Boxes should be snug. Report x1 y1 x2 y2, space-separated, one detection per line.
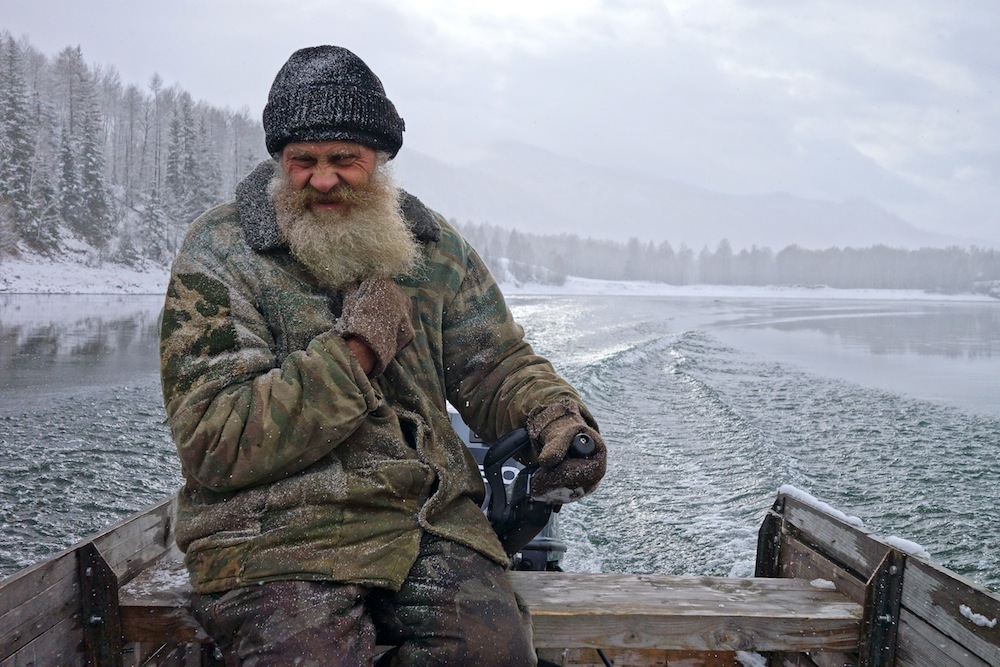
694 298 1000 418
0 294 163 400
1 295 180 577
710 301 1000 359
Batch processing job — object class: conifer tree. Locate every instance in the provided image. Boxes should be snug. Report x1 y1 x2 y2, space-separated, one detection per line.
0 36 35 250
56 126 84 234
195 117 220 205
0 198 18 256
507 229 533 282
77 72 112 248
52 45 112 248
23 91 61 252
164 104 184 208
139 185 170 263
165 92 208 245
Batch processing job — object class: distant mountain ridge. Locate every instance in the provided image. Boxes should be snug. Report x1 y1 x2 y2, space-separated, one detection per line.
394 142 972 251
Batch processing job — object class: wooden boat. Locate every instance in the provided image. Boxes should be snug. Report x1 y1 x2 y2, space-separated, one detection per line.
2 490 998 666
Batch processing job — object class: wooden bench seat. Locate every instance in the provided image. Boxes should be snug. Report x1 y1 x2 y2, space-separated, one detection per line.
118 550 862 656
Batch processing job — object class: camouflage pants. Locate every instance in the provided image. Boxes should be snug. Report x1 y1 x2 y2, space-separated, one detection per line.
192 533 537 666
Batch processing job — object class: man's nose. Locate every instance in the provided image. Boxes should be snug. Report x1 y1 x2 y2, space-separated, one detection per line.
309 164 341 192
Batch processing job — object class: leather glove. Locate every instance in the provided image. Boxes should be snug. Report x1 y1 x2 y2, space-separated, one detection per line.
526 399 607 504
339 277 415 377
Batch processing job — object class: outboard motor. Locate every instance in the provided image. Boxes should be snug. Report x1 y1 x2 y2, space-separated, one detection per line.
449 411 569 571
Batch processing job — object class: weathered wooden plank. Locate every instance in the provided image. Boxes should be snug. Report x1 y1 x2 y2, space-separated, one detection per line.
859 548 905 667
0 614 82 667
0 497 175 665
122 605 207 645
93 499 174 582
124 641 171 667
539 647 743 666
804 651 850 667
756 507 783 578
124 640 207 667
780 496 890 580
510 572 862 652
898 558 1000 666
119 548 207 644
119 562 863 653
895 610 991 667
768 653 823 667
0 549 78 616
778 533 868 605
79 543 124 667
0 554 80 661
132 643 205 667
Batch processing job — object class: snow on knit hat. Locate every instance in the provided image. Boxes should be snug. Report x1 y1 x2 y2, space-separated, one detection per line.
263 46 405 157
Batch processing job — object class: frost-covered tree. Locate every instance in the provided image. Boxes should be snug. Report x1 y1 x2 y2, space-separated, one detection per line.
623 237 643 280
120 84 143 207
56 126 84 233
0 36 35 250
164 94 192 209
192 116 221 212
147 73 164 195
53 46 86 133
22 91 61 252
0 197 18 256
506 229 537 282
138 186 170 263
77 74 112 248
0 34 272 263
164 92 220 245
50 45 112 248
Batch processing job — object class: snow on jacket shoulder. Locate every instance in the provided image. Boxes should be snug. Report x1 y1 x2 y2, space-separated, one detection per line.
159 171 590 593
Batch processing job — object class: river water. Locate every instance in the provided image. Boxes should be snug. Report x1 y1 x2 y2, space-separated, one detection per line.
1 292 998 592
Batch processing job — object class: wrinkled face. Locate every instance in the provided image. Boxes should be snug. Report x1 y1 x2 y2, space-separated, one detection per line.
279 140 379 211
269 141 420 289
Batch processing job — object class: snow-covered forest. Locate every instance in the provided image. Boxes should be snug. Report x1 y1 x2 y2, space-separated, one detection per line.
0 32 266 266
1 32 999 296
456 221 1000 295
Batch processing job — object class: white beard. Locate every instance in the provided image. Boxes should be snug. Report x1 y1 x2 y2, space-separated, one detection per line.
269 164 421 291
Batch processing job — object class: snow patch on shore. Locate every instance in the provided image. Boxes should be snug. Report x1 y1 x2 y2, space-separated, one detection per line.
1 255 170 295
2 254 996 301
502 275 997 302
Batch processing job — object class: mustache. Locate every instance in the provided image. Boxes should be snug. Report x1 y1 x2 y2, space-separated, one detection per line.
302 182 381 208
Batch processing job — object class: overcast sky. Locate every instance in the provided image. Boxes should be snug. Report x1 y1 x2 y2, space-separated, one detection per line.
4 0 999 245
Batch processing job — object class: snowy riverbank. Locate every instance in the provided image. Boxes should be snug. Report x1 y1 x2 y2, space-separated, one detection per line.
499 276 997 301
1 254 996 302
0 255 172 295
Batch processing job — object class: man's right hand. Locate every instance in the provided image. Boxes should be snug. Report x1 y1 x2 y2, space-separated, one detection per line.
339 277 415 377
526 399 607 503
343 336 378 376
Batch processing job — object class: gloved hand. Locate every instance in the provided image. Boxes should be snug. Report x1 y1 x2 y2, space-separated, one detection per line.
339 277 414 377
526 399 607 504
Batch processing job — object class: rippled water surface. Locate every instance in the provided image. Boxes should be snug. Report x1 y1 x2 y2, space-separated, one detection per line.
2 293 998 591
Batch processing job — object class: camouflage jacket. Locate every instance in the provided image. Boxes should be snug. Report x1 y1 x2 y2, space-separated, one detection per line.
160 160 593 593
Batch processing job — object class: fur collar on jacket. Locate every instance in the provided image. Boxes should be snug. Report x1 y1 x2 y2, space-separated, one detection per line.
235 159 441 252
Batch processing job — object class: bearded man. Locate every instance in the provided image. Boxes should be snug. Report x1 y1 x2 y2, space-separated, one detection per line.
159 45 606 667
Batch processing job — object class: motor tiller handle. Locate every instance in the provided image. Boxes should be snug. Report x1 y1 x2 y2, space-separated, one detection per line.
483 427 597 557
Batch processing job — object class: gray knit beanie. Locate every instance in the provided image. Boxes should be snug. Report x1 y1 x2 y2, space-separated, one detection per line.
263 46 405 157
